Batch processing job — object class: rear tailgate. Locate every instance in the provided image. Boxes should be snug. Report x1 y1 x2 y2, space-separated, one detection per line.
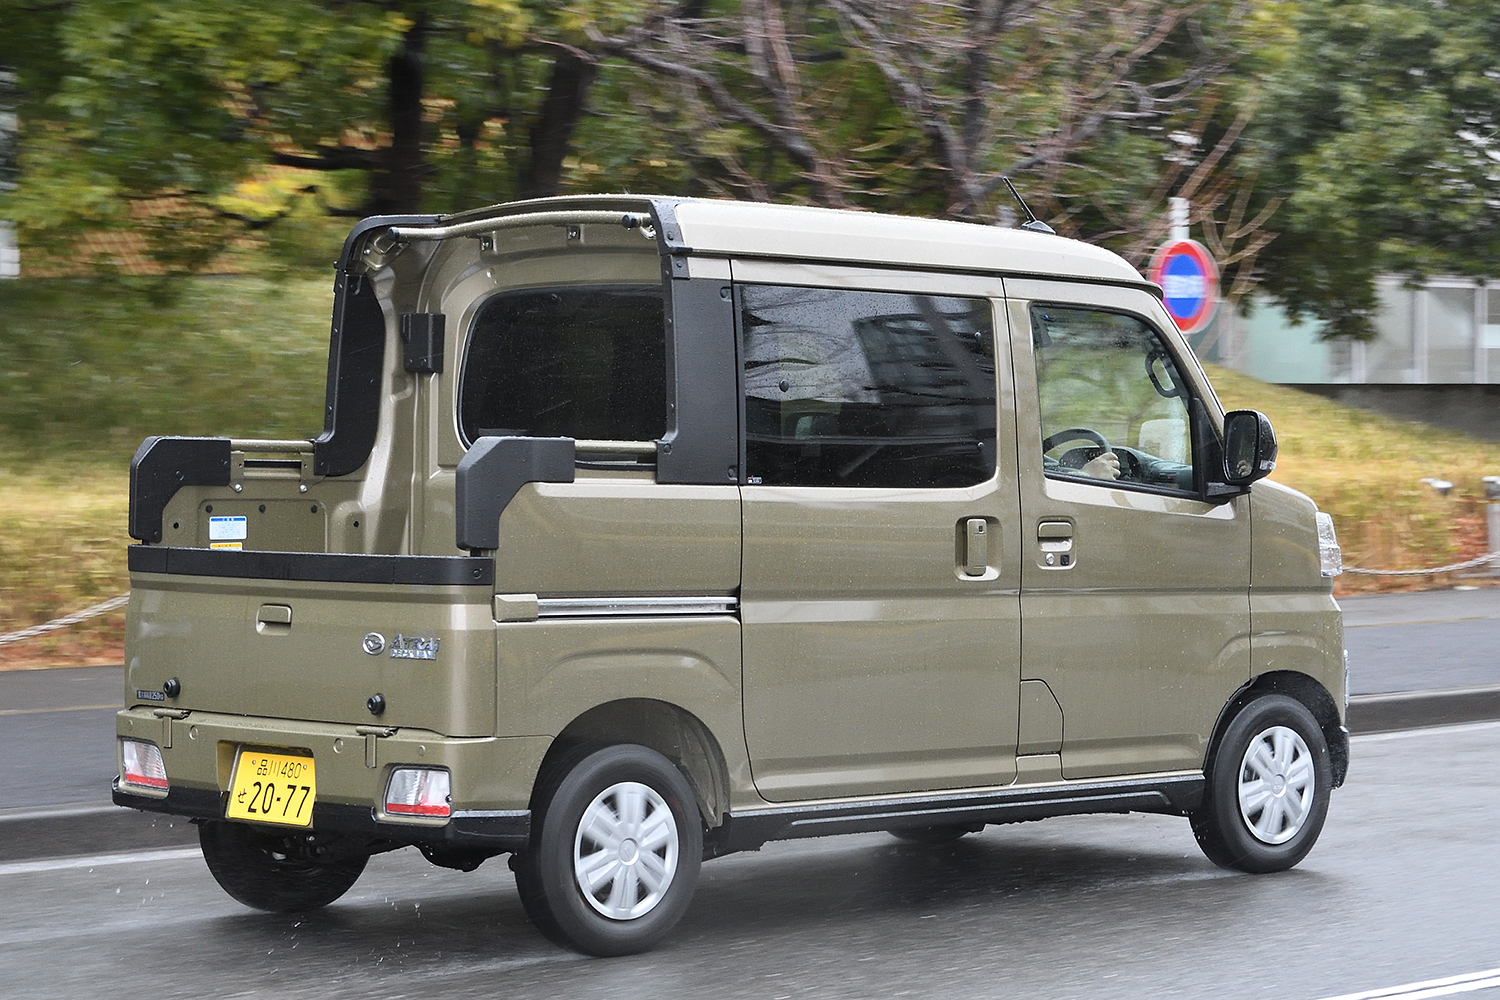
125 547 495 737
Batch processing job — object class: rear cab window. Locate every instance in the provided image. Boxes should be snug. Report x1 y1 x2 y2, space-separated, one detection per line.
458 286 666 446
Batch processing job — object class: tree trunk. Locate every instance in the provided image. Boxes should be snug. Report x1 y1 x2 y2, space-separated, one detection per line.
518 50 598 200
370 16 428 215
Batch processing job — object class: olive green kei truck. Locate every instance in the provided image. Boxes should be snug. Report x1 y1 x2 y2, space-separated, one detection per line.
115 195 1348 956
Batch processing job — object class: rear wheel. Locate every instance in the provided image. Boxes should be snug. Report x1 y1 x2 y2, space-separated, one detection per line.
199 820 368 912
513 744 702 956
1190 694 1332 873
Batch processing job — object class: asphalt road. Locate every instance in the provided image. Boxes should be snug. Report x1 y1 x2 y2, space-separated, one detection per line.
1341 586 1500 693
2 721 1498 1000
0 666 118 808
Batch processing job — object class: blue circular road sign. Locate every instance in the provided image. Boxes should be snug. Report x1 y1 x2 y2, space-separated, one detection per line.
1148 239 1220 334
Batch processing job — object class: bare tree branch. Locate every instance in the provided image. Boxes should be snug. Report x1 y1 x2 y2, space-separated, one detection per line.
271 148 383 171
588 9 848 206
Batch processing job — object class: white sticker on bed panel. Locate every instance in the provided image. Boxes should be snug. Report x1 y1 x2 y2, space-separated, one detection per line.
208 516 248 541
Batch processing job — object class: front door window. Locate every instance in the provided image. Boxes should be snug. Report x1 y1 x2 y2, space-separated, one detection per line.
1031 305 1196 494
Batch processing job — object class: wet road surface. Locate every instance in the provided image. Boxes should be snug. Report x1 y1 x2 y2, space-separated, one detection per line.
3 721 1498 1000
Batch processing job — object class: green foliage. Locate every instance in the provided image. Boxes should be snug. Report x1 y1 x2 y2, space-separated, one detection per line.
0 276 333 463
1 0 1496 327
0 273 330 663
1249 0 1500 339
0 0 404 270
0 0 657 270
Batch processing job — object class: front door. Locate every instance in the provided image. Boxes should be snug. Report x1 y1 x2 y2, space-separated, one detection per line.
737 267 1021 802
1009 281 1251 781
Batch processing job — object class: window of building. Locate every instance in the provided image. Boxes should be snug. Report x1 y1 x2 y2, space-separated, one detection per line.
1486 288 1500 384
1031 305 1197 493
1427 286 1477 383
458 285 666 446
741 285 996 488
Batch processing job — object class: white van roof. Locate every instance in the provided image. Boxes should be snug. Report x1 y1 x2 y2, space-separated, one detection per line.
380 194 1152 291
669 198 1146 287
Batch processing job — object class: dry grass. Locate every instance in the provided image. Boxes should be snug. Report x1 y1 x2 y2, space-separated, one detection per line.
0 465 129 669
1206 364 1500 594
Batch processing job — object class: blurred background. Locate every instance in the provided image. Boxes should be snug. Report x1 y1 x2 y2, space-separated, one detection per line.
1 0 1498 665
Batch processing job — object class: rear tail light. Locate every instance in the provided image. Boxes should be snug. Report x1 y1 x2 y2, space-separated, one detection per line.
385 768 451 818
120 739 169 791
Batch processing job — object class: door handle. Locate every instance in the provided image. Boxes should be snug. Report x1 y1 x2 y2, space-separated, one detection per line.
1037 521 1074 567
1037 521 1073 541
963 518 989 576
256 604 293 633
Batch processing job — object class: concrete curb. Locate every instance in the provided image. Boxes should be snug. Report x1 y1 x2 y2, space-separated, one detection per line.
5 686 1500 863
1346 684 1500 735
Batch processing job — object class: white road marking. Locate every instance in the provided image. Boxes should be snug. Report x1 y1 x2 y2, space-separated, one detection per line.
0 802 117 822
0 704 116 716
1315 968 1500 1000
0 847 200 877
1345 615 1497 629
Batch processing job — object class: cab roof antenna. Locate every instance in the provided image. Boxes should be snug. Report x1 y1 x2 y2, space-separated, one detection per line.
1001 176 1055 235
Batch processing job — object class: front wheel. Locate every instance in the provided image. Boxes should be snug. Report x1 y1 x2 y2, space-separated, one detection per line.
1190 694 1332 873
513 745 703 957
199 820 368 912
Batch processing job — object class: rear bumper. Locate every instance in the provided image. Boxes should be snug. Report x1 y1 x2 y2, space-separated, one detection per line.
115 707 549 855
113 781 531 853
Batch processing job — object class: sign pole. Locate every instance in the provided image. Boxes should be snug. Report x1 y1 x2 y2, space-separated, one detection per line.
1169 197 1189 242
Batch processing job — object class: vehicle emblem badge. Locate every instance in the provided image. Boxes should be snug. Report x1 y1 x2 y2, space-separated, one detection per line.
388 633 440 660
362 632 386 655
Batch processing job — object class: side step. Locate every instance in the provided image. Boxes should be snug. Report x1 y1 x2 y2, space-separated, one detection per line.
711 773 1204 856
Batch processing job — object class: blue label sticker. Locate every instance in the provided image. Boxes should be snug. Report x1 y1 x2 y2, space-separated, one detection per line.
208 515 248 541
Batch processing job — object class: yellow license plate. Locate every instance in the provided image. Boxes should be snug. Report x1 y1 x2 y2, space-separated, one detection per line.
226 749 316 827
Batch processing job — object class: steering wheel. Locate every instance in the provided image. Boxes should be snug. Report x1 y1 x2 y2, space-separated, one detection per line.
1042 427 1111 456
1042 427 1115 474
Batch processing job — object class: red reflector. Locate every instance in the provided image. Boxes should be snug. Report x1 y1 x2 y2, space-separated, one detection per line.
385 801 451 817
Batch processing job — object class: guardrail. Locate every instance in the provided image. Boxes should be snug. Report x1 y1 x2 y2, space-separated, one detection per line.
0 595 129 647
1344 553 1499 576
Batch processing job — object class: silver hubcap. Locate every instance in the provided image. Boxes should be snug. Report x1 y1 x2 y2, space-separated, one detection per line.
573 781 679 921
1237 725 1315 845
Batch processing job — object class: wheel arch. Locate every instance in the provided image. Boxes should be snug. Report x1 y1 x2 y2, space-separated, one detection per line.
536 698 731 829
1207 671 1349 788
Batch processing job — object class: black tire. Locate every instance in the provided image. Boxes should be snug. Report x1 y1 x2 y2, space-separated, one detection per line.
199 820 368 912
513 744 703 957
1190 694 1332 874
888 823 983 844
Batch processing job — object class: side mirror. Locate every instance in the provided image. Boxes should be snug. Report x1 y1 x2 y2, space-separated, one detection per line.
1222 409 1277 486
